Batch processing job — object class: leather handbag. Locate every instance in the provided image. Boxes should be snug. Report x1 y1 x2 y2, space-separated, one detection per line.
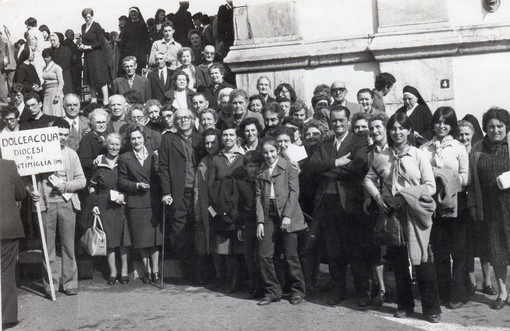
372 208 404 247
80 214 107 256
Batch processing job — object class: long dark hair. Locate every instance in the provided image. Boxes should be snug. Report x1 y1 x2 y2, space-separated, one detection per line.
431 106 459 138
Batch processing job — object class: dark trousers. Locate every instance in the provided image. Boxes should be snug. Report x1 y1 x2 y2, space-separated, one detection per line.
168 188 196 277
257 202 305 298
431 217 469 303
316 194 370 295
387 245 442 316
242 222 262 290
299 219 321 289
2 239 19 324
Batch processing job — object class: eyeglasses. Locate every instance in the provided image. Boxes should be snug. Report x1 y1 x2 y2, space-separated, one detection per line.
176 116 191 122
93 121 107 125
4 117 17 122
331 88 347 93
131 116 145 121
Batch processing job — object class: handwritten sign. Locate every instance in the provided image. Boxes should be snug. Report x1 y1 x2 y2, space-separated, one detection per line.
0 127 63 176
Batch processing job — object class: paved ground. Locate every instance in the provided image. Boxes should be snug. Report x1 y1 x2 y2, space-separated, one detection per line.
11 263 510 331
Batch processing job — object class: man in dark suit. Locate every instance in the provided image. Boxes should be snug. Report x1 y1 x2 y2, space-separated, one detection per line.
63 93 88 151
216 0 234 58
111 56 151 103
19 92 57 130
0 159 26 329
198 63 234 110
159 108 206 279
308 105 371 307
147 52 174 105
173 1 194 46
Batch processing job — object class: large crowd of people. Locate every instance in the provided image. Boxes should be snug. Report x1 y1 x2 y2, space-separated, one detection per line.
1 1 510 329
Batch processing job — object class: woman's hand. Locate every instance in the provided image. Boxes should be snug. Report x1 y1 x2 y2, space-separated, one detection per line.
92 155 102 166
281 217 291 232
374 194 389 214
115 193 125 205
237 230 243 242
256 224 264 241
363 198 372 215
92 206 100 215
335 152 351 167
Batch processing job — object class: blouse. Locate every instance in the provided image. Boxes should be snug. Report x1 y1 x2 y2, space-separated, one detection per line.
42 61 64 94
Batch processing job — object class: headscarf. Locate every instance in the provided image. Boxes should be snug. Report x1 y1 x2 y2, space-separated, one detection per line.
390 144 412 196
128 6 145 23
403 85 427 106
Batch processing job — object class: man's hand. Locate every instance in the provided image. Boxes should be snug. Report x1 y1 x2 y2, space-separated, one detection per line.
281 217 291 232
375 194 389 214
136 182 150 191
256 224 264 241
237 230 243 242
335 152 351 167
30 190 41 202
161 194 173 205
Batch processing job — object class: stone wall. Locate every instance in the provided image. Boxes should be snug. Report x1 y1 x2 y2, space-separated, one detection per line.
225 0 510 119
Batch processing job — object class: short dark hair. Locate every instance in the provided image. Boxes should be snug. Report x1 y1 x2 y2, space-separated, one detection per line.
41 48 54 59
259 136 279 151
202 127 221 142
1 105 20 119
39 25 50 35
375 72 396 91
313 84 330 96
11 83 24 95
238 117 262 138
125 123 147 147
282 116 303 130
24 92 41 103
53 118 70 129
329 104 350 120
277 97 291 104
431 106 459 137
274 125 296 143
82 8 94 17
249 94 265 106
161 20 175 30
351 112 369 132
220 120 238 134
303 120 324 136
244 150 264 166
172 70 190 87
289 100 308 116
25 17 37 27
262 102 285 120
118 15 128 21
482 107 510 133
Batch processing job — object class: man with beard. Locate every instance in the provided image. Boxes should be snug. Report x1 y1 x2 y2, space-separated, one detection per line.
261 102 284 138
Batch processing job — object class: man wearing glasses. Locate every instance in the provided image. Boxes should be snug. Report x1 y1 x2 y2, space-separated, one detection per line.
19 92 57 130
330 81 363 116
159 108 206 281
1 106 20 133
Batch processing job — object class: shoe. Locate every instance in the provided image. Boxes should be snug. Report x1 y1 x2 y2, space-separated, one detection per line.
425 314 441 323
394 309 414 318
358 294 371 307
372 290 385 306
65 288 78 296
327 291 347 305
251 289 265 299
257 296 281 306
483 285 498 295
152 272 161 283
2 321 19 329
491 297 507 310
467 282 477 296
107 276 117 285
120 276 129 284
141 274 151 284
448 301 465 310
290 294 304 305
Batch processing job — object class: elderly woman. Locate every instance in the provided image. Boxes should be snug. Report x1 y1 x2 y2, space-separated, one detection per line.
239 117 263 152
208 121 246 292
80 8 110 106
249 94 265 113
164 71 195 110
127 104 162 151
396 85 432 145
88 133 131 285
357 88 383 115
420 107 469 309
176 47 197 91
41 48 64 117
468 107 510 310
193 128 222 284
118 124 162 284
199 108 218 131
145 99 164 132
78 108 109 183
364 112 441 323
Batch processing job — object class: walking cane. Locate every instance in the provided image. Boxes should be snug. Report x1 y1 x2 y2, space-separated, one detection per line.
160 204 166 289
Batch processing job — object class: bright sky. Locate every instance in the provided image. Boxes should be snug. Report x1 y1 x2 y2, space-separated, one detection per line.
0 0 227 41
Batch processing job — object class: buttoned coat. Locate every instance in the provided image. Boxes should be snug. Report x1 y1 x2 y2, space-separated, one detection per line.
111 74 152 102
256 157 307 233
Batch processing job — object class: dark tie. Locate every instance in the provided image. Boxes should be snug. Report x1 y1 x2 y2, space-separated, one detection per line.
160 70 164 84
